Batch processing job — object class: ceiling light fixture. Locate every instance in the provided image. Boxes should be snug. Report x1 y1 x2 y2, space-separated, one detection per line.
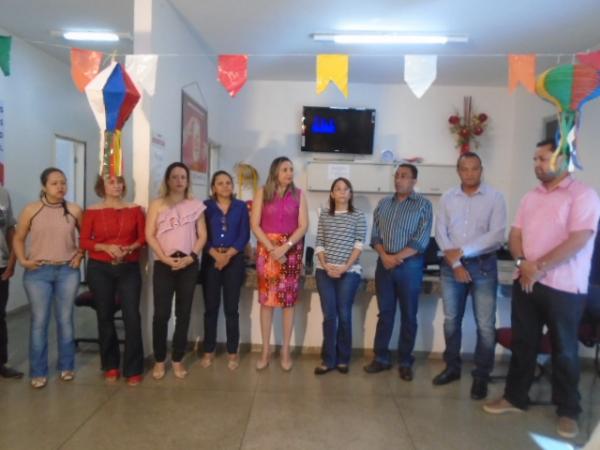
62 31 120 42
312 32 468 45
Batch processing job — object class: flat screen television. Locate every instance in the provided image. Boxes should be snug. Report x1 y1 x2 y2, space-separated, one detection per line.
301 106 375 155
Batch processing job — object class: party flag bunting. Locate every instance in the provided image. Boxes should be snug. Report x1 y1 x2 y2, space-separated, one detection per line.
218 54 248 97
316 54 348 98
404 55 437 98
70 48 103 92
85 62 141 177
0 36 12 76
125 54 158 96
576 50 600 70
508 54 536 93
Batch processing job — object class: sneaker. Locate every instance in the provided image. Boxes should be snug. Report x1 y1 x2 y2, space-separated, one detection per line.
483 397 523 414
556 416 578 439
104 369 120 382
126 375 143 387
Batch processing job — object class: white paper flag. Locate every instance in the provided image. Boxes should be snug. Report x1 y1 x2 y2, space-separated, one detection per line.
125 54 158 96
404 55 437 98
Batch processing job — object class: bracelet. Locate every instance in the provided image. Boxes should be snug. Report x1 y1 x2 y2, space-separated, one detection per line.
286 240 293 248
190 252 199 262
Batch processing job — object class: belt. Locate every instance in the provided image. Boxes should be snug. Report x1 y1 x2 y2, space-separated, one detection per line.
170 251 188 258
461 251 496 263
39 260 69 266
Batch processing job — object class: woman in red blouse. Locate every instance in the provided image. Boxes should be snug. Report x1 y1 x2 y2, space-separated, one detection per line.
80 175 146 386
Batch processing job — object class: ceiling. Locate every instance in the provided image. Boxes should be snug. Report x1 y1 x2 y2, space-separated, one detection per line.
2 0 600 85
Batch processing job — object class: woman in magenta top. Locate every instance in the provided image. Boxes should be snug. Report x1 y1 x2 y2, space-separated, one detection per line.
80 175 146 386
146 162 207 380
251 157 308 371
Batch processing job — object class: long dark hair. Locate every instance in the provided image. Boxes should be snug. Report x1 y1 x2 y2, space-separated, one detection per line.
39 167 69 217
160 162 191 198
210 170 235 200
329 177 355 215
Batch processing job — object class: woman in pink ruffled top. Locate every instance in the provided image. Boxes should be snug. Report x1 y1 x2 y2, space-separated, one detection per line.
145 162 207 380
251 157 308 371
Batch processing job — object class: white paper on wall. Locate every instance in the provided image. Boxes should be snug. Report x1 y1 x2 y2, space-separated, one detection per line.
404 55 437 98
327 164 351 180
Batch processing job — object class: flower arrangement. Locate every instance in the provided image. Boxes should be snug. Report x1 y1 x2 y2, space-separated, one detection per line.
448 96 489 154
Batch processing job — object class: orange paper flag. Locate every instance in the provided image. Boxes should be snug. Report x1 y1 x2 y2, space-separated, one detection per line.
508 54 536 93
71 48 103 92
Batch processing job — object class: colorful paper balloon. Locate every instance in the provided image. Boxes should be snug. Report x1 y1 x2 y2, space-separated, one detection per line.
85 62 141 177
535 64 600 171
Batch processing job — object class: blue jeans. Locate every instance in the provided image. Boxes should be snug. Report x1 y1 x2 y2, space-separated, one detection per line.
374 255 424 367
440 254 497 378
315 269 361 367
23 264 80 378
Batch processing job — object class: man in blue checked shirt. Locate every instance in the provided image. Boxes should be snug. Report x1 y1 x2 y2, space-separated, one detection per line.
364 164 433 381
432 152 506 400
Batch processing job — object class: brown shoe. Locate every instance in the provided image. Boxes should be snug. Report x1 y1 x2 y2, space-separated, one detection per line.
483 397 523 414
556 416 578 439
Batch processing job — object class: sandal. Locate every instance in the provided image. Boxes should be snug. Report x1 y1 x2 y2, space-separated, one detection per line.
152 362 166 380
227 354 240 371
200 352 215 368
59 371 75 382
31 377 48 389
172 362 188 379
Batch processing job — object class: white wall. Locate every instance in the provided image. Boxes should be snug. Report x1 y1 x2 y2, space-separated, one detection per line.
0 28 100 311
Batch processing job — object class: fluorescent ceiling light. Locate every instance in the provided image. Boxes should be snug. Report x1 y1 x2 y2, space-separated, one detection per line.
312 33 468 45
63 31 120 42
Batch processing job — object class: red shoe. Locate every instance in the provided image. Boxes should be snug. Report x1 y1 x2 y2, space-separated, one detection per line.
104 369 120 382
126 375 143 386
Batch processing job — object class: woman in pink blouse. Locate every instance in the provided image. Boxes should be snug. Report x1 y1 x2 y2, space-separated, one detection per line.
146 163 207 380
251 157 308 371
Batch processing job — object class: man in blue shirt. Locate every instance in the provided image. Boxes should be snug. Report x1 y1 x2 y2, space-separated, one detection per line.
365 164 433 381
433 152 506 399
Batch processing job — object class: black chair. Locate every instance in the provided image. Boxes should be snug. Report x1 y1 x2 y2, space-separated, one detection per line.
423 237 442 276
74 290 125 348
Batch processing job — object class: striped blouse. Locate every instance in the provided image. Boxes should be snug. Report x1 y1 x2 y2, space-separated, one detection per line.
370 192 432 254
315 208 367 273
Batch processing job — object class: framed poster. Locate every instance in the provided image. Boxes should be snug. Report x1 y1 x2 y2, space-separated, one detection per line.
181 91 209 187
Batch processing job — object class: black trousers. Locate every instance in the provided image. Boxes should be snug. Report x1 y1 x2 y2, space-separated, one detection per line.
505 281 585 419
201 252 245 354
152 261 198 362
0 267 9 366
87 260 144 377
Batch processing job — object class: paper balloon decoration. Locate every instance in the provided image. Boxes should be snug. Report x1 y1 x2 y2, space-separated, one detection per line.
85 61 141 177
536 64 600 171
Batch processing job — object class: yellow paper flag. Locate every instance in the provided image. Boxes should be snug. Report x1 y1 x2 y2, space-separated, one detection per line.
316 54 349 97
508 54 536 94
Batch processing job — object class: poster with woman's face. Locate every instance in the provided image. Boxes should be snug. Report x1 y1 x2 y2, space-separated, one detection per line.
181 92 208 186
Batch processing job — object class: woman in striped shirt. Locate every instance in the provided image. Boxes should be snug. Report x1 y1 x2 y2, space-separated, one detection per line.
314 178 367 375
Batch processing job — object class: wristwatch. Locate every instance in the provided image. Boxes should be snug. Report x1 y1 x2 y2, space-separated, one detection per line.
515 256 526 268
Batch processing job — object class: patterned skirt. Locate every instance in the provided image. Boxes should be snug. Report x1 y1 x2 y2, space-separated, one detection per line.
256 233 303 308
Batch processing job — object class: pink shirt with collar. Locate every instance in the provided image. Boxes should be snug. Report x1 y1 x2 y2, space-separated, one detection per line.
514 176 600 294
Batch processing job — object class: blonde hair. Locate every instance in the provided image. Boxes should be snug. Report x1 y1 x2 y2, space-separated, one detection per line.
263 156 297 203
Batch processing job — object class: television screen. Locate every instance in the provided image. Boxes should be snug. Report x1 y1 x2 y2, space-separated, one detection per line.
301 106 375 154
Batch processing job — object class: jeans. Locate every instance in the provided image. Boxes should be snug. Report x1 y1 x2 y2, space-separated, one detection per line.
440 254 497 378
0 267 9 366
152 261 198 362
23 264 80 378
373 255 424 367
87 260 144 377
315 269 361 367
201 253 245 354
505 282 585 419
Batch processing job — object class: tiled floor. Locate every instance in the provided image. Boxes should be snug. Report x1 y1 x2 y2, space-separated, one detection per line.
1 307 599 450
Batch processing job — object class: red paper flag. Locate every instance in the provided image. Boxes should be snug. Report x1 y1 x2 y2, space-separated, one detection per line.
576 50 600 70
218 55 248 97
71 48 103 92
508 54 536 94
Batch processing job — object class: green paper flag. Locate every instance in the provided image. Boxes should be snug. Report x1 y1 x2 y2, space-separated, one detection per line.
0 36 12 76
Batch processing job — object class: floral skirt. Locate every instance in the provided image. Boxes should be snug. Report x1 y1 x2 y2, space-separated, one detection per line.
256 233 303 308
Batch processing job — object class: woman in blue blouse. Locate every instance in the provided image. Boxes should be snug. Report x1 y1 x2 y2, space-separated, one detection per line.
201 171 250 370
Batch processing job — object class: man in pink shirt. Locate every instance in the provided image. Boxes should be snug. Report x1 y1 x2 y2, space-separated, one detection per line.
484 139 600 439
